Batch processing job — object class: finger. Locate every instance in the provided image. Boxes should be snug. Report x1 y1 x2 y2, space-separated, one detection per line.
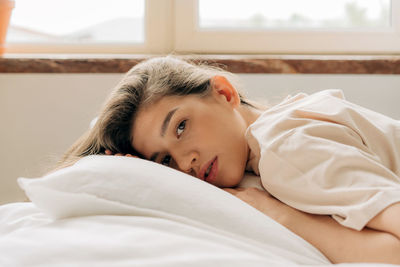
115 153 123 156
126 154 133 157
105 149 113 155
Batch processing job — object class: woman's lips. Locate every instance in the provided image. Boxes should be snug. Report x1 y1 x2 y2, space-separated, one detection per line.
199 156 218 183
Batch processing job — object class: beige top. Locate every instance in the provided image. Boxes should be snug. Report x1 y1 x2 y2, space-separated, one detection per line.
245 89 400 230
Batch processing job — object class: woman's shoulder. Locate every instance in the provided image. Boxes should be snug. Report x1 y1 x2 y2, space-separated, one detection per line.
252 89 345 122
281 89 345 106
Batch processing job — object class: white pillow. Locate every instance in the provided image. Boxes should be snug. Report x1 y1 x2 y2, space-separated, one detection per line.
18 155 328 264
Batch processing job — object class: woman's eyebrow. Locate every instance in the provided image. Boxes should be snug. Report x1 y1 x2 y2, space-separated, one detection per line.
161 107 179 137
150 107 179 162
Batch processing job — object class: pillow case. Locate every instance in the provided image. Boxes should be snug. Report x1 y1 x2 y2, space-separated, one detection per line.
18 155 328 265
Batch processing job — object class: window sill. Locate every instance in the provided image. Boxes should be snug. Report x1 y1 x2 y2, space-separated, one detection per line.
0 54 399 74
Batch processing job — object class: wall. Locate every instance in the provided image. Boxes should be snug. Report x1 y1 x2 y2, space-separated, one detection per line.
1 73 399 204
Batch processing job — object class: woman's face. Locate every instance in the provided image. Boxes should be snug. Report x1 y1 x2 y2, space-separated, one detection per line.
131 77 254 187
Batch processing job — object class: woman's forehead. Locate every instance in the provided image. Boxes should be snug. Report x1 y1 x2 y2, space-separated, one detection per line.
131 97 179 153
130 114 157 157
140 94 207 114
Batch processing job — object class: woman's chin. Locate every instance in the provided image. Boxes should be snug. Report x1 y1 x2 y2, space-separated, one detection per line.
219 175 244 188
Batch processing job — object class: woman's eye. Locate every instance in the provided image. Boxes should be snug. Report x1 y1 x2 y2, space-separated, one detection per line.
176 120 186 138
161 155 171 166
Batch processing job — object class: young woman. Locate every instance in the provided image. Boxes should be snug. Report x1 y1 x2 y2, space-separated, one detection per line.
59 56 400 264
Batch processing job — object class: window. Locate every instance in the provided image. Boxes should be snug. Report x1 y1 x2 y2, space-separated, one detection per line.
9 0 145 44
199 0 391 30
6 0 172 53
176 0 400 54
5 0 400 54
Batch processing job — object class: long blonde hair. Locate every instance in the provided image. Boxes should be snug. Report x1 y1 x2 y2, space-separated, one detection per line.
57 56 255 170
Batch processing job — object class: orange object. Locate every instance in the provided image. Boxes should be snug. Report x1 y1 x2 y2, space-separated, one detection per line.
0 0 14 55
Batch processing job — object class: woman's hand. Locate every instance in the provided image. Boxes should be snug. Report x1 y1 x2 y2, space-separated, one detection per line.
105 149 136 157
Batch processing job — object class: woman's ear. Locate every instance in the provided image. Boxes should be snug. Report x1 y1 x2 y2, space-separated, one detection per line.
210 75 240 107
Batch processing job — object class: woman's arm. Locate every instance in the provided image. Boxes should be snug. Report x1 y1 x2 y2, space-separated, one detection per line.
224 187 400 264
367 202 400 240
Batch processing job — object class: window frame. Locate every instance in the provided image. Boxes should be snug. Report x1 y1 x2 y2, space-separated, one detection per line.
174 0 400 54
5 0 400 54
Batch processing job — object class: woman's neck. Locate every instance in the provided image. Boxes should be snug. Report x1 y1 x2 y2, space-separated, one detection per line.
238 104 265 128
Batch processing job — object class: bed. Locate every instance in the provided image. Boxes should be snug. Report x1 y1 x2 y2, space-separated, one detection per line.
0 156 395 266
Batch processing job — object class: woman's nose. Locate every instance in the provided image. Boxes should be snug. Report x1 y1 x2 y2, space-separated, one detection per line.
173 150 199 175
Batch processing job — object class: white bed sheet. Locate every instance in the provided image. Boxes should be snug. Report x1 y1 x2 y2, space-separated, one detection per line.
1 156 398 267
0 202 287 267
0 202 396 267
